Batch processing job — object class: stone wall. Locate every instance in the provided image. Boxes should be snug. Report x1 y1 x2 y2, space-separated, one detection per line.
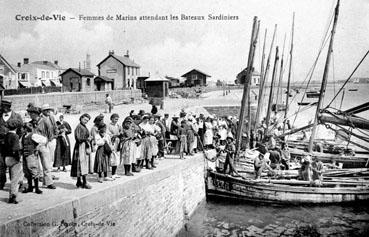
0 156 205 237
4 89 142 111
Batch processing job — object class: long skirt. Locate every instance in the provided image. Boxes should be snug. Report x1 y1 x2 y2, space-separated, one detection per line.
121 140 136 165
135 143 142 161
71 142 89 177
150 136 158 156
54 136 71 167
110 139 120 167
94 146 110 173
204 130 213 146
141 137 152 160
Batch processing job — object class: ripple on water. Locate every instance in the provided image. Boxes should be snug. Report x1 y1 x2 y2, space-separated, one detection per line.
177 198 369 237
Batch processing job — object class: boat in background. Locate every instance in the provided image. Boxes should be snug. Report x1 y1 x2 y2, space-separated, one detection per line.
306 90 320 98
297 101 317 106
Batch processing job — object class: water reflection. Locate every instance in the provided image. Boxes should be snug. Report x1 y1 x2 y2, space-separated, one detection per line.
178 197 369 236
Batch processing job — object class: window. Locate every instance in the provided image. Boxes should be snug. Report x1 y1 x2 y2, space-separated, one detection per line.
21 73 27 80
51 72 54 78
192 74 197 80
86 78 91 86
42 71 45 78
46 72 49 78
106 69 117 73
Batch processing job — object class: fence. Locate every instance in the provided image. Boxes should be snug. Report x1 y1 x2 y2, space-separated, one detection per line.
4 86 62 96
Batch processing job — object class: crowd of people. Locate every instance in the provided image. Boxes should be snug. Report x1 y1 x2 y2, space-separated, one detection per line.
0 98 324 204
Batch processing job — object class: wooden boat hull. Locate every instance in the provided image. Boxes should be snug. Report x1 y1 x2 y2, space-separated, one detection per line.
206 170 369 204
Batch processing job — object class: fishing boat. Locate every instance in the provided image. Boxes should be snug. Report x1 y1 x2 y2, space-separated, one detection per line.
297 101 317 106
205 0 369 204
306 90 320 98
206 169 369 204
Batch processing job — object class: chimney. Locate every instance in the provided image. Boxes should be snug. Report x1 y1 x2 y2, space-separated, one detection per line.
54 60 58 65
23 58 29 64
124 50 129 58
17 62 21 67
43 60 48 65
109 50 114 55
86 54 91 71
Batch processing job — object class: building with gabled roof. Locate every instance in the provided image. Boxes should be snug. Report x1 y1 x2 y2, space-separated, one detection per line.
97 50 140 90
0 54 18 89
181 69 211 87
235 67 260 86
15 58 61 87
60 68 95 92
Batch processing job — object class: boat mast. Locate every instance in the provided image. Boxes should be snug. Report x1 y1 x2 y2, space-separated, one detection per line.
276 34 287 110
254 29 267 131
283 12 295 133
308 0 340 152
255 25 277 129
264 46 280 135
235 16 260 155
247 20 261 149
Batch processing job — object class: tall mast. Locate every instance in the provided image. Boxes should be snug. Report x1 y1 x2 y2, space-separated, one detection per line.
235 16 260 156
264 46 279 135
308 0 340 152
247 21 261 149
255 25 277 128
276 34 287 109
254 29 267 131
283 12 295 133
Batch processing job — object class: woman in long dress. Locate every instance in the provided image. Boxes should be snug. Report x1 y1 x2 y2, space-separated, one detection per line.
71 113 92 189
204 117 214 149
90 114 104 174
139 115 153 169
54 114 72 171
120 117 136 176
107 113 122 179
94 123 114 182
149 116 161 168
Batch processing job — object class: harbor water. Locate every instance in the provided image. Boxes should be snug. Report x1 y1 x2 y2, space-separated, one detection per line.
178 83 369 237
177 197 369 236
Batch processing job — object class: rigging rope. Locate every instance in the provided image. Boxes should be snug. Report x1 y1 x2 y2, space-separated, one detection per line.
290 12 334 128
325 50 369 109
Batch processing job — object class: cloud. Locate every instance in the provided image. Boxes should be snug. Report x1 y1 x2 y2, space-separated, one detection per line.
136 31 246 81
1 11 115 72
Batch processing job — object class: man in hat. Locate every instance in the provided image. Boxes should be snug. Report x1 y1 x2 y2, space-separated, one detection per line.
41 104 59 166
223 133 236 175
28 106 56 189
0 99 23 190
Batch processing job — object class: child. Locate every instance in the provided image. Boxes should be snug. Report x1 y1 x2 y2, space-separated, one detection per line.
94 123 113 182
21 122 46 194
223 134 236 175
4 119 22 204
178 120 187 159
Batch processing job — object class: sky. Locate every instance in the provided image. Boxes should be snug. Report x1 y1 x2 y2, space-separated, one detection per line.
1 0 368 83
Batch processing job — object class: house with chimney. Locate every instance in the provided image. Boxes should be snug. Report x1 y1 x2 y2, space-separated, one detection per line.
0 54 18 89
15 58 62 87
235 67 260 86
181 69 210 87
97 50 140 90
60 68 95 92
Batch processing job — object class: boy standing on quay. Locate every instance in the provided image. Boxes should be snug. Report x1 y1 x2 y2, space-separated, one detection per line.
4 119 23 204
